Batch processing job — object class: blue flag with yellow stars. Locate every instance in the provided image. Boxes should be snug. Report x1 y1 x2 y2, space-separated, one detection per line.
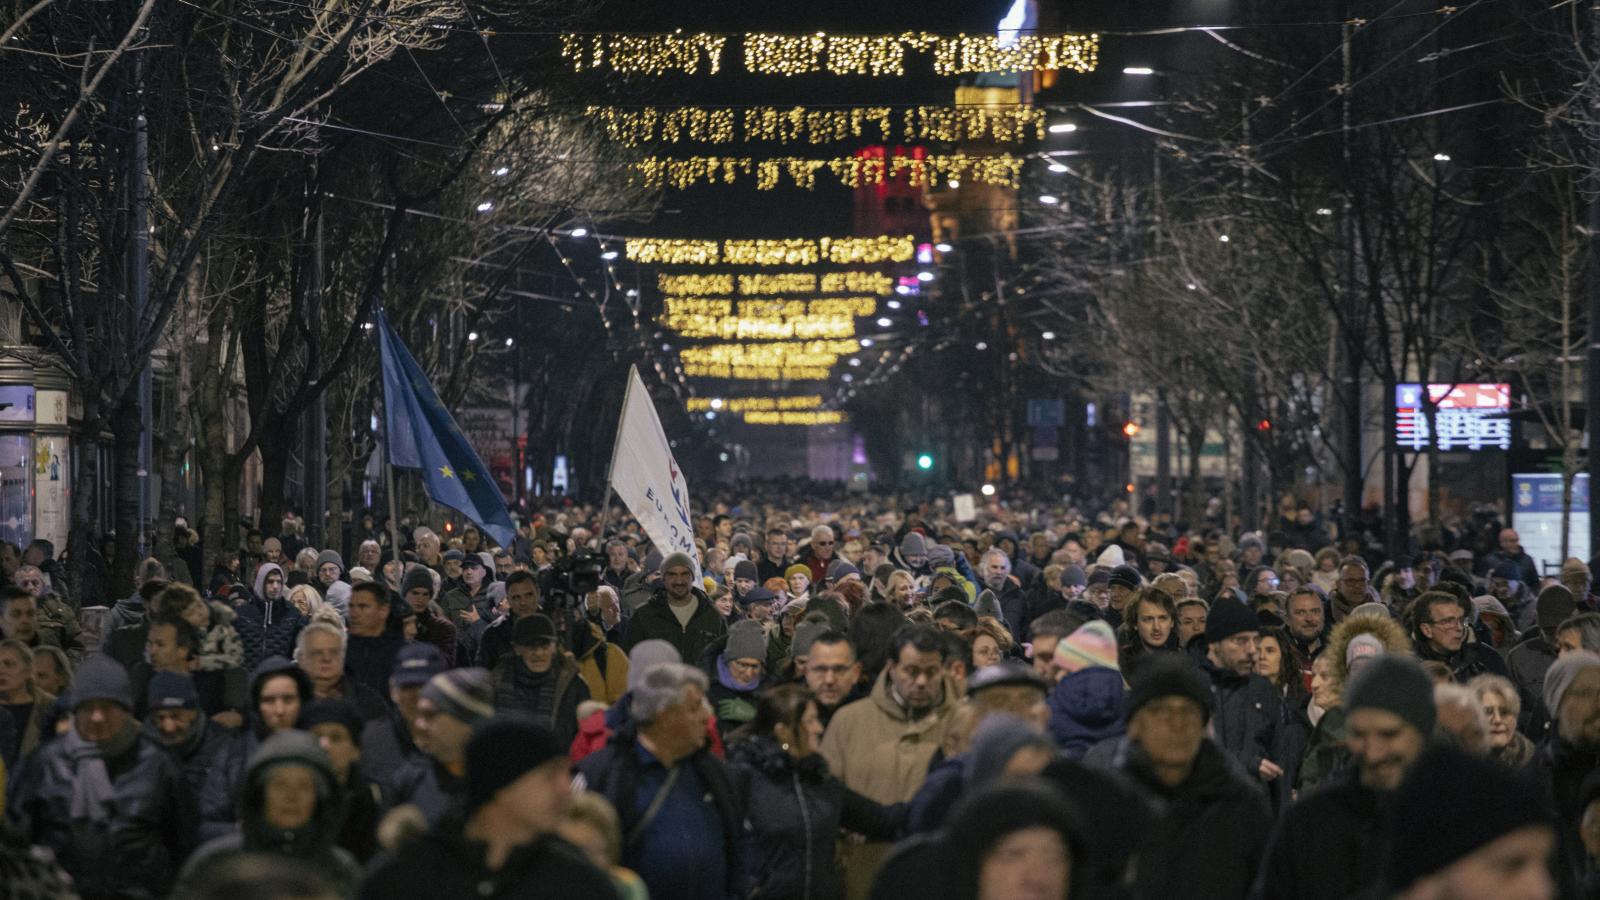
376 309 516 547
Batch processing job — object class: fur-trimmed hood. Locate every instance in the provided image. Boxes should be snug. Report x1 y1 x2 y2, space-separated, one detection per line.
1325 610 1413 696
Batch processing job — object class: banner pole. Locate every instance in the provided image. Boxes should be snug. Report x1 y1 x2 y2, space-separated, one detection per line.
593 367 635 545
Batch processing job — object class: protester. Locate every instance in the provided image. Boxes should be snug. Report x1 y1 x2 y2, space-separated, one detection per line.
491 614 589 747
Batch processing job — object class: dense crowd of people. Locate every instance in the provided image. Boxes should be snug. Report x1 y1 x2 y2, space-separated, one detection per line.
0 485 1587 899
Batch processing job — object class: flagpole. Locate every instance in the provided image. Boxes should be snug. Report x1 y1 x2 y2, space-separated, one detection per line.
376 307 404 587
593 367 636 544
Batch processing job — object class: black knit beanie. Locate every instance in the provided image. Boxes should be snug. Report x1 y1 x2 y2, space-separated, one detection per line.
1384 745 1554 890
1125 655 1213 723
465 715 565 812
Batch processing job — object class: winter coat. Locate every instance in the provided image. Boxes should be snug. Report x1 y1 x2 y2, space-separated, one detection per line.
387 755 466 827
144 714 239 801
343 633 406 701
569 692 728 765
1269 692 1313 811
412 609 457 667
491 653 589 748
360 709 422 792
576 724 747 900
988 578 1029 643
199 657 312 840
196 601 245 672
1295 706 1348 793
360 811 622 900
619 587 729 665
1254 766 1391 900
1534 734 1600 888
727 734 904 900
1415 637 1509 683
475 612 522 669
1097 736 1273 900
1 685 54 769
1492 731 1538 769
178 730 361 897
1047 666 1126 757
1201 657 1281 778
33 592 85 661
235 566 307 674
105 592 147 636
6 727 195 900
818 667 959 804
573 619 631 705
1506 634 1558 737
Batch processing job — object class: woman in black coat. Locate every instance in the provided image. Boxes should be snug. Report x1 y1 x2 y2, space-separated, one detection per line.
727 684 905 900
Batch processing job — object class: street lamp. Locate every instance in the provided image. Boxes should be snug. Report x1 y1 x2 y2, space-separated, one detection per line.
570 227 589 237
1123 66 1155 76
1048 122 1078 134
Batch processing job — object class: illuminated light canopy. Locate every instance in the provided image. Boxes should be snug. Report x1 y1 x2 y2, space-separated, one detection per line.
659 273 737 295
688 396 824 412
680 340 863 369
627 235 915 266
741 32 1099 77
743 411 847 425
662 297 879 317
658 271 895 296
682 363 835 380
662 313 858 340
585 104 1048 146
630 154 1024 191
821 271 896 295
560 33 728 74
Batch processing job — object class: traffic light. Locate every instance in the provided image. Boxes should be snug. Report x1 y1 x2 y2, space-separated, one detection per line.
916 453 934 471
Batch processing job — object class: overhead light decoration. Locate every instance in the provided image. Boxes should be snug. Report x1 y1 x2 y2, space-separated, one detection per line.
743 411 846 425
564 32 1099 77
585 104 1048 146
658 271 895 296
630 154 1024 191
688 396 824 412
682 363 835 380
560 33 728 74
570 227 589 238
663 298 878 317
626 235 914 266
680 340 862 371
662 313 859 340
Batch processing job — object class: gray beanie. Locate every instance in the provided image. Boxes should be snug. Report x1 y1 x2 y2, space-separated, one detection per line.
661 552 695 575
420 668 494 724
1345 633 1385 670
966 714 1055 789
724 619 767 664
315 549 344 574
791 618 831 660
1346 655 1436 736
975 589 1005 624
627 640 682 691
1544 650 1600 717
71 653 133 711
900 532 927 558
927 544 956 567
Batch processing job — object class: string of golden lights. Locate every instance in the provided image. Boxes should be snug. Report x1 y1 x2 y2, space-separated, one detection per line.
585 105 1048 146
687 396 826 412
658 272 897 296
626 236 914 266
682 363 836 380
661 298 879 317
631 153 1023 191
560 32 1099 77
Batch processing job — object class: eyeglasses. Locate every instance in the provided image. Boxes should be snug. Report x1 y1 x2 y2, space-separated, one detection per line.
1428 616 1469 630
814 540 834 546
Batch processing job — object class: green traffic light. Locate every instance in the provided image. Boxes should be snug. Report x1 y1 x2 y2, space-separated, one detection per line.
916 453 934 470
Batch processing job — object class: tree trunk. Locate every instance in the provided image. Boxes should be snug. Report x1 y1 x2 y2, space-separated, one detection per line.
66 394 105 608
258 434 291 539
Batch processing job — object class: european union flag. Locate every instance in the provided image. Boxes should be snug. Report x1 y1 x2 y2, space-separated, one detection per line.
377 309 516 547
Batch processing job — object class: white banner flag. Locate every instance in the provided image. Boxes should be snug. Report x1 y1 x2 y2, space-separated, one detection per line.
609 366 700 578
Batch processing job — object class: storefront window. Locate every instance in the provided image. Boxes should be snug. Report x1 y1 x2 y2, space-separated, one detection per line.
0 434 32 549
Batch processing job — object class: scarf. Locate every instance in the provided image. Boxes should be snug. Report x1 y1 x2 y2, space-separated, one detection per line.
512 660 559 727
715 655 761 692
65 721 140 823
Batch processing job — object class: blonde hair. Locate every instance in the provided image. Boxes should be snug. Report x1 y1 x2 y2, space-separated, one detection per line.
974 616 1013 653
564 792 625 864
286 584 324 617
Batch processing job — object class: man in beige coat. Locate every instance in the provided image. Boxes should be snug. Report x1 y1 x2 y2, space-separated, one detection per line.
821 624 958 900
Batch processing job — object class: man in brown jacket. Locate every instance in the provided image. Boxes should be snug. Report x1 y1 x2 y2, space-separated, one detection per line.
821 624 959 900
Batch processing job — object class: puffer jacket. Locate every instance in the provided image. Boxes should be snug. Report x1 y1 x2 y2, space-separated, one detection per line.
199 657 312 840
144 713 239 801
387 755 466 827
727 734 904 900
1047 666 1126 757
178 730 362 896
6 725 194 900
235 565 306 673
1506 634 1557 738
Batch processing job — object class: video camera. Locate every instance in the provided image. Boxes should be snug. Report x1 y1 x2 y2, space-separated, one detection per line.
538 550 604 611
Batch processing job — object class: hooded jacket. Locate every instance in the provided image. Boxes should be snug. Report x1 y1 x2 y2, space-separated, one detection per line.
6 720 193 900
1199 653 1280 778
1098 736 1273 900
179 730 361 896
818 667 959 804
491 652 589 748
199 657 312 840
619 586 728 664
1323 612 1412 698
572 619 630 705
727 733 903 900
1047 666 1126 757
236 564 307 674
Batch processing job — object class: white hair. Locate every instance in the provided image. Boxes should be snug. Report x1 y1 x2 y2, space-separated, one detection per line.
631 663 709 727
294 620 347 659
